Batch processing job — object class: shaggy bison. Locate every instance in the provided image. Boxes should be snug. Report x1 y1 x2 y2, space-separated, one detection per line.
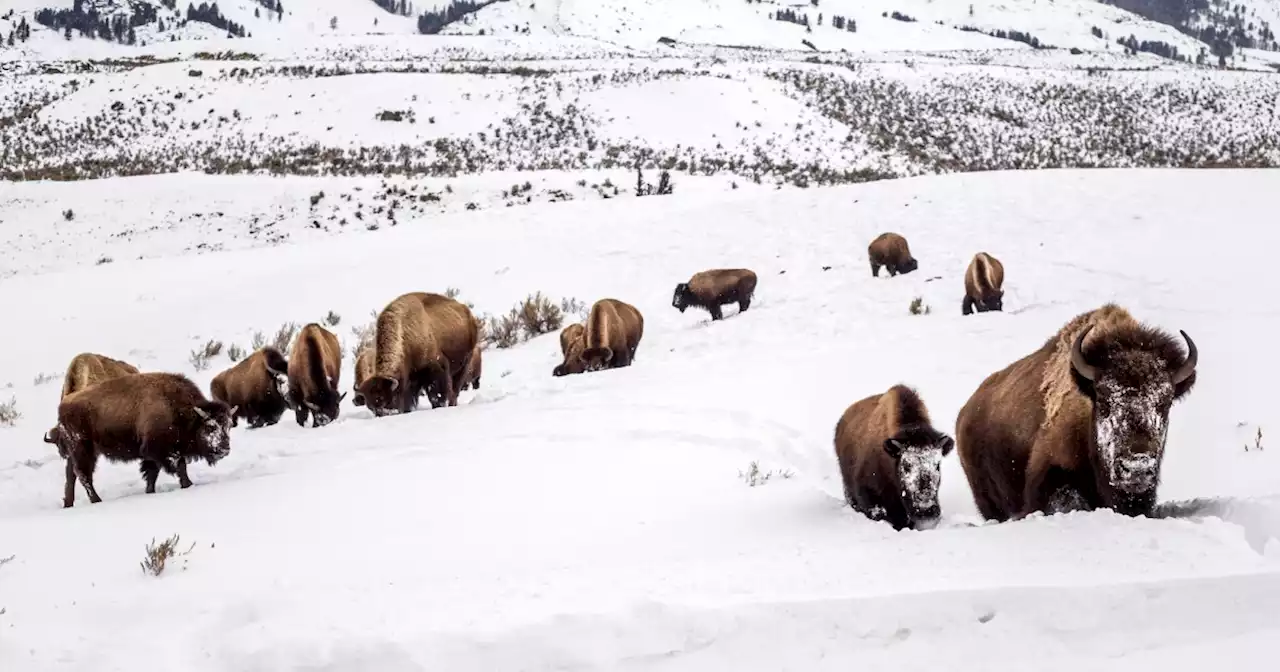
582 298 644 372
44 352 140 450
52 372 236 507
672 268 758 321
962 252 1005 315
357 292 479 416
955 304 1197 521
833 384 955 531
351 346 375 407
210 346 290 428
460 343 483 391
287 323 346 427
867 232 918 277
552 323 587 377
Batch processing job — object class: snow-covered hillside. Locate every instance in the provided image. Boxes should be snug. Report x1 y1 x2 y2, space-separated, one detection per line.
1 168 1279 669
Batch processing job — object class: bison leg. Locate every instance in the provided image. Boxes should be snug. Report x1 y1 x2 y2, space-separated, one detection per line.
708 303 723 321
887 265 899 277
962 295 974 316
294 405 310 427
63 458 77 508
140 460 161 494
738 295 751 313
173 457 193 489
432 363 458 407
870 260 881 277
69 445 101 505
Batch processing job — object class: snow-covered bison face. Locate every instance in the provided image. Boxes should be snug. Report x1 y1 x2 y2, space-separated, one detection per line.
884 430 954 529
1070 326 1197 514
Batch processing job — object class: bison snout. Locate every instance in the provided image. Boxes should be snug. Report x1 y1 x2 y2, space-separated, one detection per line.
1112 453 1159 492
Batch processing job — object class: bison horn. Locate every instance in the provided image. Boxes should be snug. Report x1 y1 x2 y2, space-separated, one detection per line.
305 401 320 411
338 392 348 403
193 407 211 421
43 429 56 444
1070 326 1097 381
387 378 400 392
1172 330 1198 385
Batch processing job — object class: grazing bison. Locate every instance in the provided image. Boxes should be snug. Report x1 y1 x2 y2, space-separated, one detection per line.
357 292 479 416
287 323 346 427
868 232 918 277
581 298 644 372
461 343 483 390
44 352 140 451
672 268 758 321
833 384 955 531
552 323 587 377
210 347 290 429
351 346 375 407
52 372 236 507
962 252 1005 315
955 304 1197 521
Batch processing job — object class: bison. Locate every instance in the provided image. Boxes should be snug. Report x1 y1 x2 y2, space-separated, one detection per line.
833 384 954 531
44 352 140 451
461 343 483 391
867 232 918 277
351 346 375 407
357 292 479 416
52 372 236 507
552 323 587 377
671 268 758 321
962 252 1005 315
581 298 644 372
210 346 290 428
955 304 1197 521
287 323 346 427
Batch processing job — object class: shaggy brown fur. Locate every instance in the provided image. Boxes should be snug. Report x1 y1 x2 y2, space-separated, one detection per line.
955 304 1198 521
210 347 289 429
553 323 587 377
53 372 236 507
287 323 346 427
833 384 954 531
671 268 758 321
962 252 1005 315
867 232 918 277
460 343 483 391
44 353 140 450
351 346 375 407
581 299 644 372
358 292 479 416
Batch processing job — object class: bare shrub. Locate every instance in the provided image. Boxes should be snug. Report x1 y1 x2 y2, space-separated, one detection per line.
738 461 794 487
272 322 299 354
250 330 267 350
348 310 378 358
32 372 58 386
518 292 564 339
909 297 932 315
189 339 224 371
485 309 522 349
559 297 589 320
139 534 195 577
227 343 246 362
0 397 19 426
323 310 341 327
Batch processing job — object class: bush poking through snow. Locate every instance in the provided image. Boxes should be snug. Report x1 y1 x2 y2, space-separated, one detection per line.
188 340 223 371
226 343 246 362
738 461 794 487
139 534 195 577
0 397 19 427
909 297 932 315
1247 427 1265 452
559 297 589 320
518 292 564 339
486 309 522 349
323 310 341 327
271 322 299 354
32 372 58 386
0 554 13 568
349 310 379 358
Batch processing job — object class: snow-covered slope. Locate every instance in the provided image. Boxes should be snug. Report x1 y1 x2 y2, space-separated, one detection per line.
1 168 1278 670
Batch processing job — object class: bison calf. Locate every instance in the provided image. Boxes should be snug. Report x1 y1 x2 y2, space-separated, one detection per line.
53 372 236 507
582 299 644 372
672 268 758 321
868 232 918 277
833 384 954 531
287 323 346 427
962 252 1005 315
210 346 290 428
552 323 587 377
352 347 375 407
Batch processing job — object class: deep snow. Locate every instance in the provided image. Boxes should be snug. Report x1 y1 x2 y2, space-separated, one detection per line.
1 168 1279 670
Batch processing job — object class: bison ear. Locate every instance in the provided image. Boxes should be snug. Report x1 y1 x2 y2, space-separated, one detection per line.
939 435 955 457
883 438 903 458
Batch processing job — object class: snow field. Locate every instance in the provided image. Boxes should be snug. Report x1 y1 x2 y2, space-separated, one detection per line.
1 168 1279 669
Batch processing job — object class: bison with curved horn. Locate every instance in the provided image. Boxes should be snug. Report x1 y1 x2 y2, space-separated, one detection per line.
210 346 290 428
552 323 587 377
833 384 954 531
955 304 1197 521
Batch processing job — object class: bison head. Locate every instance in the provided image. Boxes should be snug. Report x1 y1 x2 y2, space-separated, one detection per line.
1070 325 1197 514
304 390 347 427
192 402 235 464
899 257 919 274
884 426 954 530
351 387 366 407
359 375 403 417
671 283 693 312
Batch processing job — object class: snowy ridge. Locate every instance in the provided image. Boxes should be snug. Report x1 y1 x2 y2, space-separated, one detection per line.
1 168 1279 669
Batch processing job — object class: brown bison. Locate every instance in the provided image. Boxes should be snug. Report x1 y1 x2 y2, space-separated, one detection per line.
351 346 375 407
461 343 483 391
209 347 290 429
552 323 587 377
581 298 644 372
44 352 140 450
672 268 758 321
287 323 346 427
357 292 479 416
962 252 1005 315
51 372 236 507
833 384 954 531
868 232 918 277
955 304 1198 521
